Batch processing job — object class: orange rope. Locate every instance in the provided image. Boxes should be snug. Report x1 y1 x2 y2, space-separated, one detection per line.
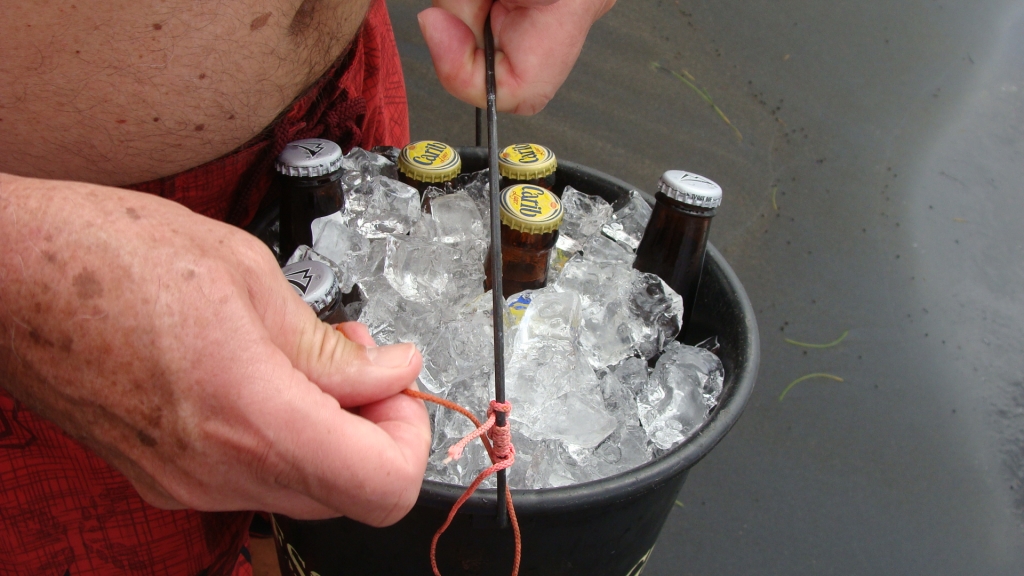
401 389 521 576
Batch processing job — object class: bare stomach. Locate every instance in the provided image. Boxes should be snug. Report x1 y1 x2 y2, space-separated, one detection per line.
0 0 372 186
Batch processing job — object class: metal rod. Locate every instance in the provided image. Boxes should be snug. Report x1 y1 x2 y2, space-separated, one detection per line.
483 13 509 528
475 108 486 147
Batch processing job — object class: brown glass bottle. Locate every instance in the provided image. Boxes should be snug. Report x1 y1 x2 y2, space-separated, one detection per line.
484 184 565 298
633 170 722 340
276 138 345 263
498 143 557 190
396 140 461 195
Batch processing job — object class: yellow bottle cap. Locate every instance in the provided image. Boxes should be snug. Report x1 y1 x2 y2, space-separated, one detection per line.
498 144 557 181
499 184 564 234
397 140 462 183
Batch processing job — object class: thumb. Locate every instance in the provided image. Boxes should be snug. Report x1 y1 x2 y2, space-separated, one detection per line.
252 272 423 407
291 318 423 407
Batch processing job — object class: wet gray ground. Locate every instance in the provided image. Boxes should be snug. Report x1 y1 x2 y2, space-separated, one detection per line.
388 0 1024 573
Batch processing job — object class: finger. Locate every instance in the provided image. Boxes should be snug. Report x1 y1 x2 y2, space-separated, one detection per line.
252 273 423 407
499 0 560 8
297 320 422 406
335 322 377 348
420 0 614 114
271 385 431 526
432 0 492 46
419 7 491 108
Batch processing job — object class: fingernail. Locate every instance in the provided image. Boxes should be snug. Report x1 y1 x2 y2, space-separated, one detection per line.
366 343 415 368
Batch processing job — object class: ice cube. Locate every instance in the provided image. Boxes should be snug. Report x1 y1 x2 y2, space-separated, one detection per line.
383 235 459 304
342 146 397 180
523 440 578 489
612 356 651 396
601 190 652 252
425 363 499 486
506 290 592 424
355 275 401 345
637 341 724 450
590 424 653 479
529 391 618 450
343 175 420 238
420 185 446 214
628 272 683 359
597 368 640 428
579 235 634 267
390 296 446 351
310 213 372 293
408 211 437 239
430 192 485 244
559 186 614 241
548 187 613 278
419 297 497 396
554 253 633 310
548 234 582 279
514 288 583 347
448 169 491 230
553 254 636 367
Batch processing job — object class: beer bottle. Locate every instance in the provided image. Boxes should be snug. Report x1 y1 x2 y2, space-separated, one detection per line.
276 138 345 262
632 170 722 340
498 143 557 190
485 184 565 298
282 259 350 324
396 140 462 195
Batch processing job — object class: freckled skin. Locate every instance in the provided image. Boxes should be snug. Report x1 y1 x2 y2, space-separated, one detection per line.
0 173 430 524
72 269 104 301
0 0 371 186
250 11 272 30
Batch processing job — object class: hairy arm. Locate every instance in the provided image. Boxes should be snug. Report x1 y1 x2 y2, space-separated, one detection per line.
0 174 430 525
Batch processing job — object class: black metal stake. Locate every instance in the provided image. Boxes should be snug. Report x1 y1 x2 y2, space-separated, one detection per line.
483 14 509 529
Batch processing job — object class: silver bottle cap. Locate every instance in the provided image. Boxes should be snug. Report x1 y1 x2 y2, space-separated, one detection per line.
282 260 339 316
276 138 344 178
658 170 723 208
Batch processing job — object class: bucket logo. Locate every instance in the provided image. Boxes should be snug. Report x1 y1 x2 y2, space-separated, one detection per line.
625 545 655 576
502 143 547 165
501 184 563 226
409 141 454 168
271 515 323 576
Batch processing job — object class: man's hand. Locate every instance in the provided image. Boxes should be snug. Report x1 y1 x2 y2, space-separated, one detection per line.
418 0 617 115
0 174 430 526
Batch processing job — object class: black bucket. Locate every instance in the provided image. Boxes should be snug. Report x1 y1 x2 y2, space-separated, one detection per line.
262 148 760 576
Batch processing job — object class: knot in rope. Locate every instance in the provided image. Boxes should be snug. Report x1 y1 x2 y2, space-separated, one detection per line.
443 400 514 465
395 384 521 576
487 400 514 464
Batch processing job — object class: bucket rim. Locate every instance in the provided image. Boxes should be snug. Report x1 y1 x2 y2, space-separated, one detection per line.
418 151 761 516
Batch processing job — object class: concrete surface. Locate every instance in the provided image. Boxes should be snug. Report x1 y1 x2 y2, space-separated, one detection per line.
388 0 1024 574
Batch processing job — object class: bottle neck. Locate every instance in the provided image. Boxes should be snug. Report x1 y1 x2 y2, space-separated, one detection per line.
280 170 344 188
655 191 718 218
